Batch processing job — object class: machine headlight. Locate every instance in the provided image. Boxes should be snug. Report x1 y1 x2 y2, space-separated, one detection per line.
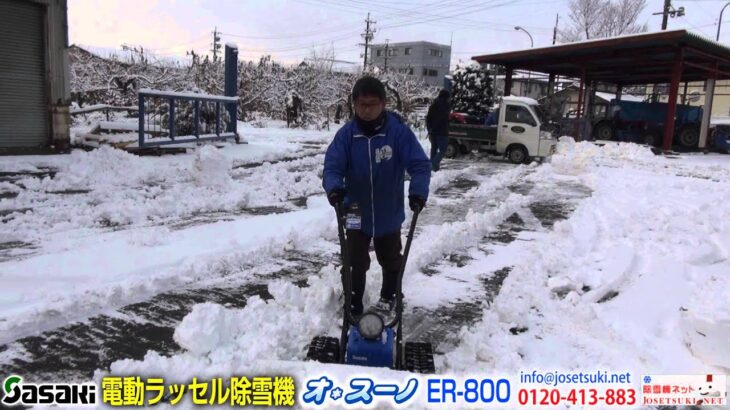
358 313 384 340
540 130 553 139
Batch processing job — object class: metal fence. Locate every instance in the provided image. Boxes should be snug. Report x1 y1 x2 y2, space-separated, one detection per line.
137 89 238 148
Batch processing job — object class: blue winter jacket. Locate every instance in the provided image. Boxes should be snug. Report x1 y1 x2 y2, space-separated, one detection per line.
323 112 431 238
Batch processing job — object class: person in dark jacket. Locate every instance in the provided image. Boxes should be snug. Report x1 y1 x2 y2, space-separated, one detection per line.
322 76 431 316
426 89 451 171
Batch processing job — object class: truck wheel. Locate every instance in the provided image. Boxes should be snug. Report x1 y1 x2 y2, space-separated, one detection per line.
445 141 459 158
508 146 528 164
594 122 614 141
677 127 699 148
459 144 470 155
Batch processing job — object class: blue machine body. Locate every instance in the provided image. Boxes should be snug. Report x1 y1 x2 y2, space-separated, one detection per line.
346 326 394 368
609 99 703 143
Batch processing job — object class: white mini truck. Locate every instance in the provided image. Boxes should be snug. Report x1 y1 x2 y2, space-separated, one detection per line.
447 96 558 164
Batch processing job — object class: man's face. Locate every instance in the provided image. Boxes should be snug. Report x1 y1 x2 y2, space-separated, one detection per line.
354 95 385 122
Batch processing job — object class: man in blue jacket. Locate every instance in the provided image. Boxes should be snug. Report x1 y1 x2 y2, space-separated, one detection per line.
322 76 431 317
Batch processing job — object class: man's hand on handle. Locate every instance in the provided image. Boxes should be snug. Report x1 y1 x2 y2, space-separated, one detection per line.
409 195 426 213
327 188 346 207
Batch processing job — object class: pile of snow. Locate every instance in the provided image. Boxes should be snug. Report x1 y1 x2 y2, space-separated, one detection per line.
44 146 157 190
191 145 233 189
0 144 327 242
446 140 730 374
551 137 657 175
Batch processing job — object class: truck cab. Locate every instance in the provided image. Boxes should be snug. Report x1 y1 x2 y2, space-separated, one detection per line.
448 96 558 164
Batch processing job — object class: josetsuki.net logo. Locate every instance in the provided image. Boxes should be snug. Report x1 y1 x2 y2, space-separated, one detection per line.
2 375 97 406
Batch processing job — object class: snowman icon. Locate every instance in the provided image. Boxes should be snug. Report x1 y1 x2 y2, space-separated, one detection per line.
696 375 722 405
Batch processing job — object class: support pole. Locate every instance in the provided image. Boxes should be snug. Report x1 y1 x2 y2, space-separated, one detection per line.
138 95 145 148
224 44 238 136
583 81 595 140
699 78 715 150
662 59 683 152
548 73 556 96
504 67 513 96
215 102 221 136
576 75 585 139
168 98 176 140
194 100 200 138
576 75 585 119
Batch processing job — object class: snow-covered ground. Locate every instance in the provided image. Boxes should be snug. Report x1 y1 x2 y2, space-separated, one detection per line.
0 122 331 343
1 127 729 409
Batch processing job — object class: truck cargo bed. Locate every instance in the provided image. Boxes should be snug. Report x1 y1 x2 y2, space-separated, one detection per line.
449 123 498 142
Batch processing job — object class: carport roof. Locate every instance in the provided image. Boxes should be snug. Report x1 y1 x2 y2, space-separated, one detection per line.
472 30 730 85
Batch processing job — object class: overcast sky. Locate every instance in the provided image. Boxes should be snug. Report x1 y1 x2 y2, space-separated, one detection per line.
68 0 729 68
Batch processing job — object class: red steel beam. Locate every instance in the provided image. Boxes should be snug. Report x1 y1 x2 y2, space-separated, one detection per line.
684 46 730 67
682 60 730 77
576 74 585 119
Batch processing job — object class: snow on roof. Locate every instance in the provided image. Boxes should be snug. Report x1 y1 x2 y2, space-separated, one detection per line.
595 91 644 103
477 30 704 59
139 88 238 102
225 42 238 49
503 96 540 105
496 73 573 82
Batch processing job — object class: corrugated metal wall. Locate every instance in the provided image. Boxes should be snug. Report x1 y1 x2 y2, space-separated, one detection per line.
0 0 50 148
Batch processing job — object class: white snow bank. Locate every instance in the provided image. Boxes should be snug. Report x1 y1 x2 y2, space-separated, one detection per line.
0 140 325 243
446 139 730 375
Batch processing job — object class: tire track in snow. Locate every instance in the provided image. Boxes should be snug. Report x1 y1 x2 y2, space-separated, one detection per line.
0 245 336 383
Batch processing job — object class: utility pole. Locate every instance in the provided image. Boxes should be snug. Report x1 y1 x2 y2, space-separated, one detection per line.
384 39 389 72
211 26 221 62
551 14 560 95
653 0 684 30
359 13 376 70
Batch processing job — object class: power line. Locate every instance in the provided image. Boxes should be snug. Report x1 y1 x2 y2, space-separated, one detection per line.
336 0 553 31
377 0 535 31
212 0 554 61
221 19 362 41
145 33 210 51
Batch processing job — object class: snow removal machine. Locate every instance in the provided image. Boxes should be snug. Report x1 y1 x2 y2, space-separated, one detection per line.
306 203 435 373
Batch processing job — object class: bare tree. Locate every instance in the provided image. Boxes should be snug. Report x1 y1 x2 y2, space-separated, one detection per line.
600 0 649 37
560 0 648 42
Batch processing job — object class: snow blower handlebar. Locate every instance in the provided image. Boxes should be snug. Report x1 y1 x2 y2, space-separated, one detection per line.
334 202 358 328
389 207 421 370
334 201 422 368
387 206 420 329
